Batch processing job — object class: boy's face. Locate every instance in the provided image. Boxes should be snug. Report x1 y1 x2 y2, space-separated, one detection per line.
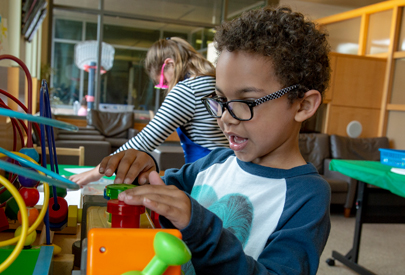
215 51 302 167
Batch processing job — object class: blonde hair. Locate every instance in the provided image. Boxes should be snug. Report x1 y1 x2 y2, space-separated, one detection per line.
145 37 215 94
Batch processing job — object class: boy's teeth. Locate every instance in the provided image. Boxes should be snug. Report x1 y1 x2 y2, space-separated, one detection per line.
234 136 247 144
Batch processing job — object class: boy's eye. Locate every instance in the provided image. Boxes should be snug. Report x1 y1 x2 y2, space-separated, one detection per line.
216 97 227 103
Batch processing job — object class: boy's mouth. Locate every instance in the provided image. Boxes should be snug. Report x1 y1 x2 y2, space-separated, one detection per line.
229 135 248 151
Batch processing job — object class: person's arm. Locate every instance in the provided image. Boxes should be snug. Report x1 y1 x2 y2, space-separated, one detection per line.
70 82 195 186
115 84 196 153
69 165 103 187
159 166 330 275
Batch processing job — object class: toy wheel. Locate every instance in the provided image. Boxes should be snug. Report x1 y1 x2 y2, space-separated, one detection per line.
326 258 335 266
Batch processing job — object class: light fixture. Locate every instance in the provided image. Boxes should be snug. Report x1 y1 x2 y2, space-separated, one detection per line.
74 41 115 110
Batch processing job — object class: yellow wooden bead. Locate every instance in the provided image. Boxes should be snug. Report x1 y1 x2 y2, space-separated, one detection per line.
14 225 37 246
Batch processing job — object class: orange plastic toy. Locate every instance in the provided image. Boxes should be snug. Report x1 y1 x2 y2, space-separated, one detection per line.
87 228 183 275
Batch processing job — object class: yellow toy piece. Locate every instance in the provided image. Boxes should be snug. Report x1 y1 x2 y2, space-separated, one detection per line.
40 243 62 255
77 208 82 224
14 226 37 246
68 205 78 227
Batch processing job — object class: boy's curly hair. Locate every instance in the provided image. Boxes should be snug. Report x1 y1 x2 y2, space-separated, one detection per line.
214 6 330 103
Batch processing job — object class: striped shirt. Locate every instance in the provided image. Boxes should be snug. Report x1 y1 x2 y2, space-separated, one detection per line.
116 75 229 153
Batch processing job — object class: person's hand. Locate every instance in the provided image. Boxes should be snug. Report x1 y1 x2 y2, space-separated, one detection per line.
118 171 191 230
99 149 157 185
69 165 103 187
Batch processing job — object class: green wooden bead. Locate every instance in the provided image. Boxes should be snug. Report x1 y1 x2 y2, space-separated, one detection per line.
49 186 67 198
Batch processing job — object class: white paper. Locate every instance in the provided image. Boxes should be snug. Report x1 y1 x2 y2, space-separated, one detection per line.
391 168 405 175
38 189 83 207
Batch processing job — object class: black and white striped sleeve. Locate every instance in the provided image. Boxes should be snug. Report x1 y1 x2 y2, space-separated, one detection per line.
115 81 196 153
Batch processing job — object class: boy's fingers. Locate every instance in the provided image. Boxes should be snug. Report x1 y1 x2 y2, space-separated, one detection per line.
148 171 165 186
120 193 190 228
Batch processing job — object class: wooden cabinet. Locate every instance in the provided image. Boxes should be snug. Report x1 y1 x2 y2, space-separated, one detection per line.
324 53 387 137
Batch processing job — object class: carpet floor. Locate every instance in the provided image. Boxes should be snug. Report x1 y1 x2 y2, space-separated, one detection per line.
318 213 405 274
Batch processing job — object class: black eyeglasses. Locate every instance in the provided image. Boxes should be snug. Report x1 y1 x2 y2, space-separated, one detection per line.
201 85 299 121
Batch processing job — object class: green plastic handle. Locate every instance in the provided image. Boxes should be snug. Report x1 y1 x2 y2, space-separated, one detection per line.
121 232 191 275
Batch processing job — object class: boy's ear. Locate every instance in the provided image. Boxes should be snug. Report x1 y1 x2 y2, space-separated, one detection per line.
294 90 322 122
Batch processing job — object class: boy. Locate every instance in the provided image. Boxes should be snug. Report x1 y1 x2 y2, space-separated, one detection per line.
99 6 331 274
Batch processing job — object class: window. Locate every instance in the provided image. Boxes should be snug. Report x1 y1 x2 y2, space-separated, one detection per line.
51 6 216 111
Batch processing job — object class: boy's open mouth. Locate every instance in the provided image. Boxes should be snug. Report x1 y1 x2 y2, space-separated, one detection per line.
229 135 248 151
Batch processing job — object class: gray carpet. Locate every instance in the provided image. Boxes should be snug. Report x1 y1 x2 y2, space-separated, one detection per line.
318 214 405 274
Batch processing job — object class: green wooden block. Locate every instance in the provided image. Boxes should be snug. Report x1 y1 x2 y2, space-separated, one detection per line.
5 198 19 220
0 246 40 275
105 184 136 200
0 187 12 204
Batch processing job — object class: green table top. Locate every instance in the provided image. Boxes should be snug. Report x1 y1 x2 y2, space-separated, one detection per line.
46 164 115 180
329 160 405 198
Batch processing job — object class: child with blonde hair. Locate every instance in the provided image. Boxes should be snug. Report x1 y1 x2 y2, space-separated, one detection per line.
70 37 228 186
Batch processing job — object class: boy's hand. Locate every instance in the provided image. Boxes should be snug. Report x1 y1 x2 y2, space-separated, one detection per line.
99 149 157 185
118 171 191 230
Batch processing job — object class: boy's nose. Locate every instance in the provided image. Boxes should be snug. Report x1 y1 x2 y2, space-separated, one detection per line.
221 108 239 125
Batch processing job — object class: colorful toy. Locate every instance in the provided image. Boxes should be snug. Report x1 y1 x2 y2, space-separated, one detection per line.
121 232 191 275
86 228 190 275
0 54 79 274
1 53 191 275
107 199 145 228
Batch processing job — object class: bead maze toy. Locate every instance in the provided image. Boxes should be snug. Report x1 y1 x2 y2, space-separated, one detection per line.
0 54 80 274
1 54 192 274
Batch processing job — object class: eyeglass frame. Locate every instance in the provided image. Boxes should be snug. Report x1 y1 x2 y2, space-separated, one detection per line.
201 84 300 121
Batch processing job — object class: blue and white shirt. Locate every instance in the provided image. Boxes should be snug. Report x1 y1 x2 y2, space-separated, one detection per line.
116 76 228 153
159 148 331 275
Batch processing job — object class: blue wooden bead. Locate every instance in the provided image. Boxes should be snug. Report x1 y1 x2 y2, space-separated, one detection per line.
19 147 40 165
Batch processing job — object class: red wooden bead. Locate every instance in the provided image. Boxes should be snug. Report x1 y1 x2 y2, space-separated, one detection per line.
19 187 40 207
48 197 68 224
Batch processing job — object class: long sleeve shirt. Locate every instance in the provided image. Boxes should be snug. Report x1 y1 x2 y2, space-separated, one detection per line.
159 148 331 275
115 76 228 154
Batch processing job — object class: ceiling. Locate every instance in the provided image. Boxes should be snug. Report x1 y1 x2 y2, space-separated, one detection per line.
279 0 388 19
53 0 389 21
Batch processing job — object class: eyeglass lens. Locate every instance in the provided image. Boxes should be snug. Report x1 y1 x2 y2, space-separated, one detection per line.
205 99 251 120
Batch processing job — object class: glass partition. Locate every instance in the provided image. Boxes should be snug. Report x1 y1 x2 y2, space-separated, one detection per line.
51 10 98 106
325 17 361 54
51 0 264 111
366 10 392 55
